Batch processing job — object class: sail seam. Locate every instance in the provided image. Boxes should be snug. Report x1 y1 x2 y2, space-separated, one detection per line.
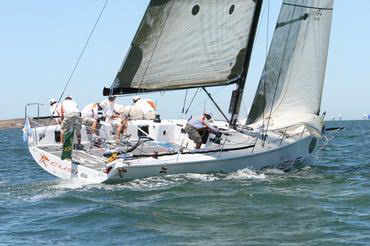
283 3 333 11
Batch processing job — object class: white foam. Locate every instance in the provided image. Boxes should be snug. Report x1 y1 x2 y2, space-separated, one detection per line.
128 173 220 189
92 172 220 191
225 168 266 180
54 179 90 189
28 188 66 202
301 165 312 171
262 168 285 175
23 181 68 202
182 173 219 182
128 177 177 190
97 176 181 191
24 179 95 202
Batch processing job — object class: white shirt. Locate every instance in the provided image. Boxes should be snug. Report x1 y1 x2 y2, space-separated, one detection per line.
61 99 79 115
134 99 155 114
50 103 62 123
81 103 99 119
100 99 116 122
188 115 218 132
50 103 61 117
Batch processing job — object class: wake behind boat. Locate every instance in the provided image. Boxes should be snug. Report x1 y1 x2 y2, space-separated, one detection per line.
24 0 334 183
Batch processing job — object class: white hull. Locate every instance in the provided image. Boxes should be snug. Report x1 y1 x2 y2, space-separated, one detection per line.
26 119 318 183
103 137 314 183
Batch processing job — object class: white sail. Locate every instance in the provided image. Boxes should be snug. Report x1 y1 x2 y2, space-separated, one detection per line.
108 0 259 94
247 0 334 130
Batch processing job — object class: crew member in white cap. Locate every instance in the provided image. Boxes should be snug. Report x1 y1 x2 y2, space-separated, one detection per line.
185 113 219 149
132 95 156 120
60 96 83 150
49 98 62 124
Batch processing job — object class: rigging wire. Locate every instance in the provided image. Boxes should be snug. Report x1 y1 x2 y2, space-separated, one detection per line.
185 86 227 118
266 0 270 58
315 128 343 154
44 0 109 135
56 0 109 105
262 0 270 131
241 98 249 119
184 88 200 115
181 90 188 115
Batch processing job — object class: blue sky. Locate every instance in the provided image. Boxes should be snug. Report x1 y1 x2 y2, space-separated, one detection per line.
0 1 369 120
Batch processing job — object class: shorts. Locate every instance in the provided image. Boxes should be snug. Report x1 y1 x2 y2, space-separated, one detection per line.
82 117 101 133
61 113 81 135
185 124 202 144
82 117 96 127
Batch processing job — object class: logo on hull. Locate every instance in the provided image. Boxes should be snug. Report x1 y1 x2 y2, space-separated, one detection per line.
39 154 50 167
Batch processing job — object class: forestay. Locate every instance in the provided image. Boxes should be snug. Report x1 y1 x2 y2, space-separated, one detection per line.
247 0 334 129
105 0 258 95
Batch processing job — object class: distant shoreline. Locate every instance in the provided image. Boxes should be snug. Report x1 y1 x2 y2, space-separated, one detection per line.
0 118 24 129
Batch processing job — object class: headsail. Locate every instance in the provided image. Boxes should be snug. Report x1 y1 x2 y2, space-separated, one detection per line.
247 0 334 129
104 0 260 95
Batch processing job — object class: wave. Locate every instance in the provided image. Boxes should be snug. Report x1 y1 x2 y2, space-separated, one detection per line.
225 168 266 180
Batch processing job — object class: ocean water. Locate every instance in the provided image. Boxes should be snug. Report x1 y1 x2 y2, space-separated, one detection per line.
1 120 370 245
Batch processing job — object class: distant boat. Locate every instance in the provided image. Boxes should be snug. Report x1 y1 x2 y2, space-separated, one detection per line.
24 0 334 183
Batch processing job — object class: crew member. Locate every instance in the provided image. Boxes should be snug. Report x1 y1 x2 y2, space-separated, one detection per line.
49 98 62 124
81 102 103 138
132 96 156 120
115 115 129 144
100 96 128 144
185 113 220 149
100 96 120 123
60 96 83 150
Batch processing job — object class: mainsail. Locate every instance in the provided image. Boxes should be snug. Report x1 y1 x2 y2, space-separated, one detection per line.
247 0 334 129
104 0 260 95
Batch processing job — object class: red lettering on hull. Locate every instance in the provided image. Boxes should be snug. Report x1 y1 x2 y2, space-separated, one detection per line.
38 153 78 175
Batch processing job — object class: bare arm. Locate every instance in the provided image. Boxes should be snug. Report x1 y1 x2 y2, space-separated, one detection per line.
203 119 218 133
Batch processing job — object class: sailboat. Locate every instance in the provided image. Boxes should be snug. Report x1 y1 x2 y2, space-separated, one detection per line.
25 0 334 183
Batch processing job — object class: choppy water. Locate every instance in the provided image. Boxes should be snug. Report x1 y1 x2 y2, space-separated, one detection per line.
1 120 370 245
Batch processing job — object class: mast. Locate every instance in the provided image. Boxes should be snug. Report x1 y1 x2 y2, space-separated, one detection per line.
229 0 263 128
